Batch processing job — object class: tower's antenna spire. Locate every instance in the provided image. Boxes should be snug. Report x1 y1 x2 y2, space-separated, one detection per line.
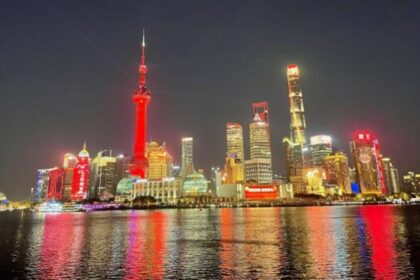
138 28 148 91
141 28 146 65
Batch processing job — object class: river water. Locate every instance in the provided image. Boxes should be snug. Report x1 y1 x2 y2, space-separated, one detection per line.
1 205 419 279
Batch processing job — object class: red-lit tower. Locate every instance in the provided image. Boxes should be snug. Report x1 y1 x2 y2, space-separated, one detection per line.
130 30 151 178
71 142 90 201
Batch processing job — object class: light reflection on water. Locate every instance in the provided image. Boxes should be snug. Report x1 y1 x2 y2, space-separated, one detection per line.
0 205 419 279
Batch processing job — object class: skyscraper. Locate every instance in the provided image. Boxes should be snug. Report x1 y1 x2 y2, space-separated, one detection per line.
180 137 195 177
226 123 244 161
33 168 51 202
71 143 90 201
249 113 271 160
47 167 64 201
310 135 333 166
245 102 273 183
130 30 151 178
287 64 307 145
89 152 117 200
284 64 309 193
350 131 386 194
381 157 400 194
323 152 351 194
147 141 174 180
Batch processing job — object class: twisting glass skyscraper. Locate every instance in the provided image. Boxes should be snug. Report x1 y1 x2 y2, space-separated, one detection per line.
287 64 307 145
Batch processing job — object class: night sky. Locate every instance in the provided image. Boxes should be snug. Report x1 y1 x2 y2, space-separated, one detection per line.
1 1 419 200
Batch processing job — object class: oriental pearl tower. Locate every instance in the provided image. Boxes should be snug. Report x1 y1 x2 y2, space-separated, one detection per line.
130 29 151 178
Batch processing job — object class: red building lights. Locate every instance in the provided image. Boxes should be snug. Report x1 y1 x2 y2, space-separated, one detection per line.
130 30 151 178
71 143 90 201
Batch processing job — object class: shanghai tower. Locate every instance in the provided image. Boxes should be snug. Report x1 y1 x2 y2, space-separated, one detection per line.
130 30 151 178
287 64 307 145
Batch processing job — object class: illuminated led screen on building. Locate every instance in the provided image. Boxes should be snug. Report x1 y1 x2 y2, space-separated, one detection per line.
244 185 278 200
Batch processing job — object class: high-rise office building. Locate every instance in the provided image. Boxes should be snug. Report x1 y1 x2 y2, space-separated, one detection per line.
224 157 244 184
130 30 151 178
33 168 51 202
62 168 74 201
90 152 117 200
245 103 273 183
381 157 400 194
323 152 351 194
71 143 90 201
226 123 244 161
284 64 309 193
224 123 244 184
403 172 420 193
287 64 307 145
350 131 386 194
47 167 64 201
147 141 174 180
115 154 131 185
310 135 333 166
249 113 271 160
180 137 195 177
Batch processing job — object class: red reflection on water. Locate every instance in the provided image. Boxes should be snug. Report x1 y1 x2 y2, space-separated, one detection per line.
306 207 335 278
361 206 397 279
38 214 84 278
219 208 234 278
125 211 167 280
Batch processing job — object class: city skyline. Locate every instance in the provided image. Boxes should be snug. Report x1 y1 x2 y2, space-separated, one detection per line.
1 1 419 200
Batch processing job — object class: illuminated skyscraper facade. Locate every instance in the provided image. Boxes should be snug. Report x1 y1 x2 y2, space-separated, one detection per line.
249 113 271 160
34 168 51 202
130 30 151 178
47 167 64 201
226 123 244 161
323 152 351 193
284 64 309 193
310 135 333 166
224 123 245 184
350 131 386 194
147 141 174 180
62 168 74 201
71 143 90 201
245 103 273 183
89 153 117 200
381 157 400 194
287 64 307 145
180 137 195 177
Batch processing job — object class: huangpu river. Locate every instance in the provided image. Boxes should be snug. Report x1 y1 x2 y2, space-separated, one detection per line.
1 205 420 279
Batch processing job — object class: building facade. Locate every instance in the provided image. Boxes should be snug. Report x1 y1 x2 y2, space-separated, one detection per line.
133 177 182 204
147 141 173 180
245 103 273 184
381 157 400 194
310 135 333 166
226 123 244 161
180 137 195 177
350 131 386 194
89 154 117 200
323 152 351 194
71 143 90 201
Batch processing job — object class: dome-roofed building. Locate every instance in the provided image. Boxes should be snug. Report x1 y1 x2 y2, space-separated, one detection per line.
115 177 134 202
182 172 209 195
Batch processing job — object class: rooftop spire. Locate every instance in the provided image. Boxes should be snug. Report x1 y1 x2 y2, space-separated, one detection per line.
138 28 148 91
